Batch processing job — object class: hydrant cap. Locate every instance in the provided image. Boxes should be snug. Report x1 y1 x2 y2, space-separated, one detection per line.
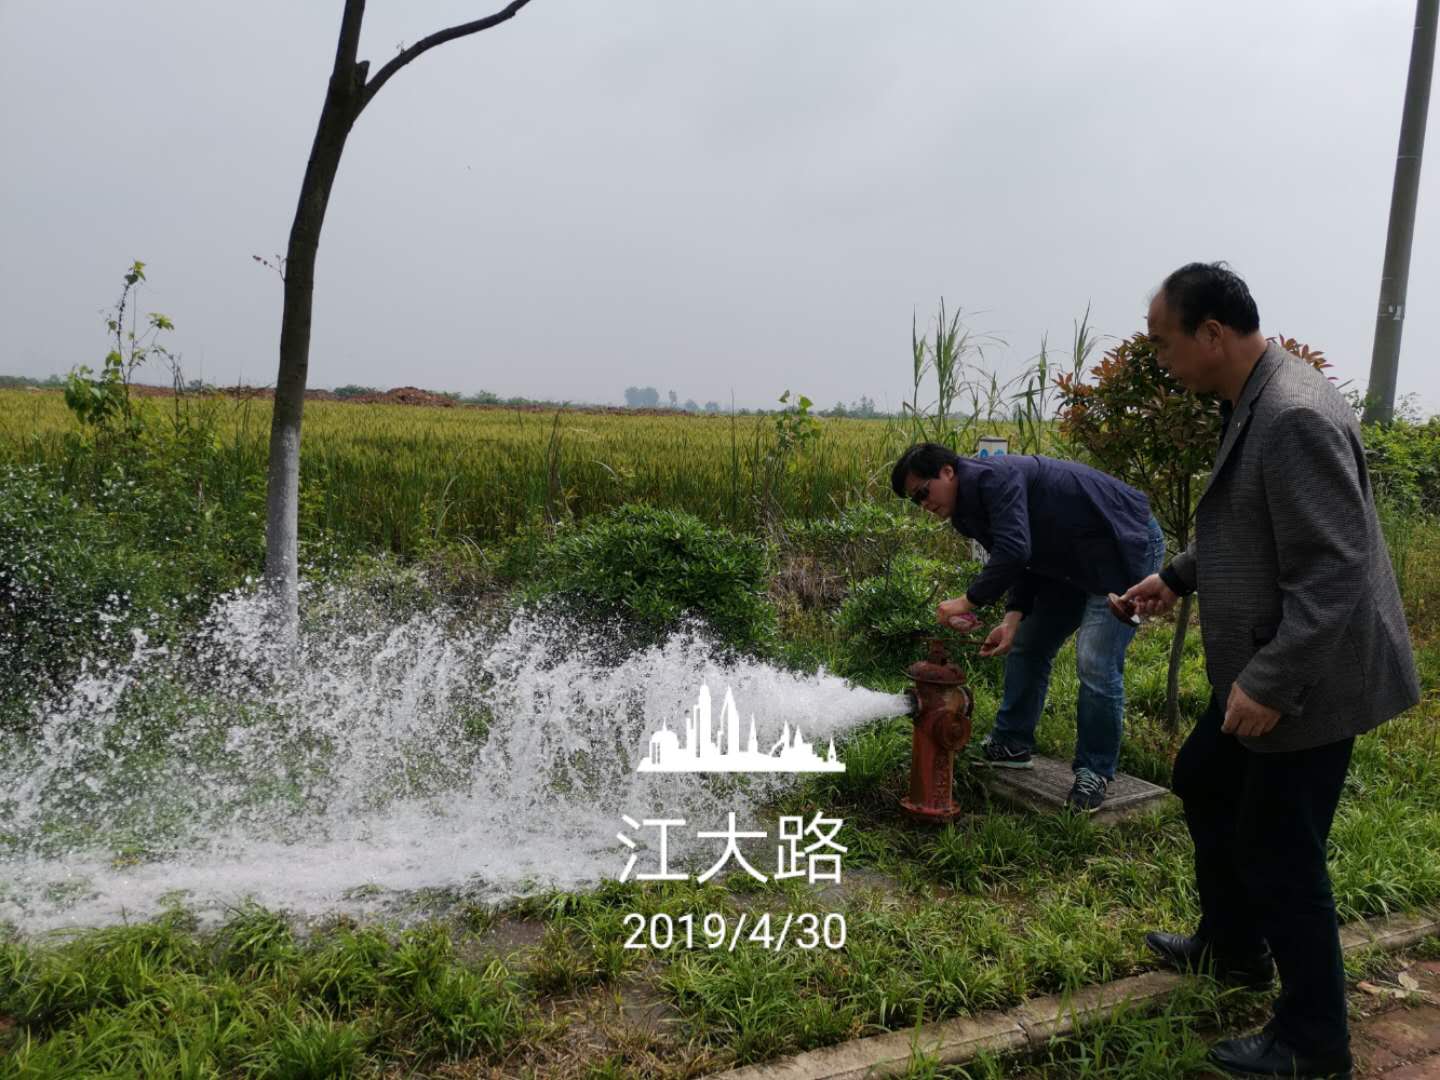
906 639 966 685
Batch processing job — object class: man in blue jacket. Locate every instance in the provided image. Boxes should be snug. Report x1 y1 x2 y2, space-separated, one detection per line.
891 443 1165 811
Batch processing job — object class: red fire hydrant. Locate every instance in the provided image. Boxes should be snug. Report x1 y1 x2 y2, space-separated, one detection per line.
901 639 975 824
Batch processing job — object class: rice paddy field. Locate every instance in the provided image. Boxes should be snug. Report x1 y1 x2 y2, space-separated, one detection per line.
1 385 1438 1079
0 389 925 555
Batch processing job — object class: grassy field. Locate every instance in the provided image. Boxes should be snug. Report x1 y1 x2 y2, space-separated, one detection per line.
0 390 924 554
1 388 1438 1078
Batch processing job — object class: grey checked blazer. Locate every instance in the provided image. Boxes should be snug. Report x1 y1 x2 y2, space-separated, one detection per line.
1163 342 1420 752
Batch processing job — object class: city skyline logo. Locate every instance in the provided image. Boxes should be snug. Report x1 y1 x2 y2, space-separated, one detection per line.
637 683 844 773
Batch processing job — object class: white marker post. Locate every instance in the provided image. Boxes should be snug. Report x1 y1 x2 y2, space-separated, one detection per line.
970 436 1009 562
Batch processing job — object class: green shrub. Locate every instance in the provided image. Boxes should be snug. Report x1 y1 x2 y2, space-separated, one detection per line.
783 501 947 582
0 465 178 721
525 504 776 649
1364 417 1440 515
835 553 973 675
0 435 265 730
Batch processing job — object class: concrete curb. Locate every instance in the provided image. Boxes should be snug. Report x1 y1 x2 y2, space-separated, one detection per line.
1340 907 1440 955
705 908 1440 1080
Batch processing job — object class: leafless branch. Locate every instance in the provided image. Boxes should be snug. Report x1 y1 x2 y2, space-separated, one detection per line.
359 0 535 113
252 253 287 282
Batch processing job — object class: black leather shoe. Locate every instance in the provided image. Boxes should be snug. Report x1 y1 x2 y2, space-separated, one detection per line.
1208 1031 1353 1078
1144 931 1275 988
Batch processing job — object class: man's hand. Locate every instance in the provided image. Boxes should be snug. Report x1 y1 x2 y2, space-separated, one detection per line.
937 595 980 632
1121 574 1179 617
979 612 1022 657
1222 682 1282 738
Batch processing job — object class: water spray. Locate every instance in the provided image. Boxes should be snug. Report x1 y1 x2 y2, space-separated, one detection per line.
0 590 912 934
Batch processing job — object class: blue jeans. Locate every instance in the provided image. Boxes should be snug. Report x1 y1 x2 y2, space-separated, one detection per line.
988 516 1165 779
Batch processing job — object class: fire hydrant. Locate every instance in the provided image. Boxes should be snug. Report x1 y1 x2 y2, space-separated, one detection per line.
901 639 975 824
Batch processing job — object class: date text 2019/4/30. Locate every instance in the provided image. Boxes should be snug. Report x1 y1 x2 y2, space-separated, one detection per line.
622 911 846 952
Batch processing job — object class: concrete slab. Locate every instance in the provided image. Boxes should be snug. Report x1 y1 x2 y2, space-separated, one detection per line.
1012 972 1183 1045
1357 910 1440 953
705 979 1192 1080
700 908 1440 1080
710 1012 1027 1080
976 754 1172 824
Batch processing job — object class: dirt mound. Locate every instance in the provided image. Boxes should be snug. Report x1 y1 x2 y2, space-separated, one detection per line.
350 386 456 407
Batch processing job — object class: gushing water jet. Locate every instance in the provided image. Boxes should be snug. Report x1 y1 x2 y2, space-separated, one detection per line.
0 586 913 934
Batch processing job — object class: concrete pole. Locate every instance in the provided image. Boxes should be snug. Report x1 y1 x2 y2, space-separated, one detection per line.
1365 0 1438 425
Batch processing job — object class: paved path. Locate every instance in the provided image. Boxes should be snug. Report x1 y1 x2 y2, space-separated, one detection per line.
1351 959 1440 1078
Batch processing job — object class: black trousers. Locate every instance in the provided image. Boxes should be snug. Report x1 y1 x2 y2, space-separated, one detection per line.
1172 693 1355 1055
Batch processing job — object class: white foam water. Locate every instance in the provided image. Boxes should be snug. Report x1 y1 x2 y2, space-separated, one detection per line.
0 582 908 935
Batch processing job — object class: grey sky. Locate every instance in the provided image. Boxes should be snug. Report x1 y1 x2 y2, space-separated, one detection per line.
2 1 1436 413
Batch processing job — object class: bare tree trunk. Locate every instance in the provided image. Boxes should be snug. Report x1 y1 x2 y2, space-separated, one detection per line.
263 2 366 632
261 0 534 635
1165 592 1193 732
1162 477 1194 732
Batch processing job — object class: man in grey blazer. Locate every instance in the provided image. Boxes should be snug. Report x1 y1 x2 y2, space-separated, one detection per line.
1122 263 1419 1079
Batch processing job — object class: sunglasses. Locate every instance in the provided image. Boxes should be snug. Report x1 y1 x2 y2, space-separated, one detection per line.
907 482 931 506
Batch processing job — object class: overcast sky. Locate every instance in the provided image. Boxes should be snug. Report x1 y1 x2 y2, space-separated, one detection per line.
2 1 1436 413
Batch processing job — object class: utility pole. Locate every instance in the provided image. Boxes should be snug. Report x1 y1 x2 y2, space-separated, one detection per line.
1365 0 1438 425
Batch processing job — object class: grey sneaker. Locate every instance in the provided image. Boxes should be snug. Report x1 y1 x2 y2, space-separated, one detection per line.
1067 768 1109 813
978 735 1033 770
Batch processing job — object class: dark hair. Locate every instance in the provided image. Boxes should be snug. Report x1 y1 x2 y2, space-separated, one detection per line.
1160 262 1260 335
890 442 960 497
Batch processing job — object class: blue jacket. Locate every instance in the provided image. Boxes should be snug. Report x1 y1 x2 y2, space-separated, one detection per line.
951 454 1152 613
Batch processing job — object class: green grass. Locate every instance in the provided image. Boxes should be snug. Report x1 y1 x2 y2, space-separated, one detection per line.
0 907 529 1078
4 636 1438 1076
3 391 1439 1076
434 593 1440 1074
